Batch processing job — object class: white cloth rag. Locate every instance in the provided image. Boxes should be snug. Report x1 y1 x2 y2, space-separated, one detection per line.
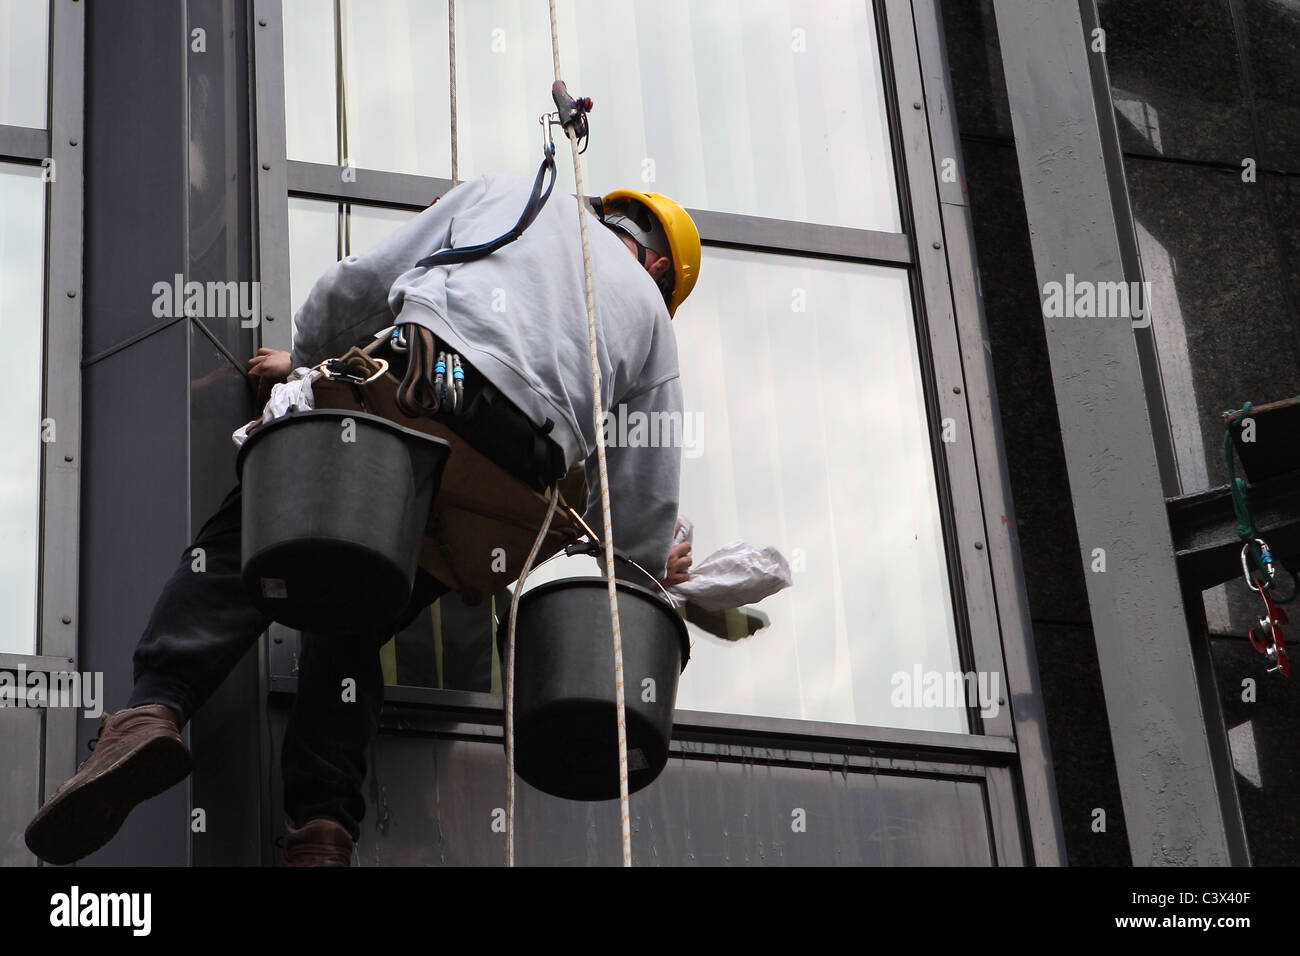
231 366 322 449
667 516 793 611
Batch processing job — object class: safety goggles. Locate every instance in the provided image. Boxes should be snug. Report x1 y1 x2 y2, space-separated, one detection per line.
600 198 675 301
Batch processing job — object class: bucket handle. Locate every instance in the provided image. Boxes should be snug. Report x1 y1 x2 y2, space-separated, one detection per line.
560 539 677 607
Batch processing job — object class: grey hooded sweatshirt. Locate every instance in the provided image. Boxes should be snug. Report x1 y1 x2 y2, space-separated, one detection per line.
291 172 683 577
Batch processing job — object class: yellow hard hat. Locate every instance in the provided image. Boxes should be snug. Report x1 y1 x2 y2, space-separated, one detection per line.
599 189 701 317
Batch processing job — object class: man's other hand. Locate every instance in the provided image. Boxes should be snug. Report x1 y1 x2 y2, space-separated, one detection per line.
247 348 292 403
661 539 692 587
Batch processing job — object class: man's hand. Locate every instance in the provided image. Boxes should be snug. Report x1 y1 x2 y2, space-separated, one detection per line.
660 539 693 587
247 348 293 403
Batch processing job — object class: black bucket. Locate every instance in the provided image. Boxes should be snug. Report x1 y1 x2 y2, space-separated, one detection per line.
236 408 451 634
500 568 690 801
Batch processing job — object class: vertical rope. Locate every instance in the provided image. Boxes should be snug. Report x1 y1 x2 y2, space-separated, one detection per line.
448 0 458 184
547 0 634 869
505 488 559 867
335 0 348 170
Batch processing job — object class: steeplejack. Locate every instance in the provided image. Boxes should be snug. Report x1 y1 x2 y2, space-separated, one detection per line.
393 83 593 420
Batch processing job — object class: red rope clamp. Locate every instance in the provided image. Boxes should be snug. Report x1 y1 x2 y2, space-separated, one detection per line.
1248 567 1290 677
1237 541 1289 676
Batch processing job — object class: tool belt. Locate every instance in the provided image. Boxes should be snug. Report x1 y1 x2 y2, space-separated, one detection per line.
386 328 565 494
313 346 586 605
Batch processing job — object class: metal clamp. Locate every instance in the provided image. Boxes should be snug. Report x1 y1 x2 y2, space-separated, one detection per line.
1249 584 1290 677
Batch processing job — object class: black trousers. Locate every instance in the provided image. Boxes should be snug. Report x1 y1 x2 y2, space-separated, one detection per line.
128 483 449 841
126 355 564 842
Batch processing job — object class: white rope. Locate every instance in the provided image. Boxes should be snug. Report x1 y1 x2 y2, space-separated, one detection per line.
548 0 633 869
448 0 458 185
504 486 560 867
498 0 634 870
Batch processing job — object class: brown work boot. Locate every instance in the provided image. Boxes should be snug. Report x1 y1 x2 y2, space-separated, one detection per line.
24 704 191 865
283 818 354 866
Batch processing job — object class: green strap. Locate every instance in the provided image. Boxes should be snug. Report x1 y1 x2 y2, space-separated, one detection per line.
1224 402 1297 603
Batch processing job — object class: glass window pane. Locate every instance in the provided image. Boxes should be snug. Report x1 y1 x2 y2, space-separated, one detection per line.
0 0 49 129
675 250 958 729
678 252 957 729
286 0 901 226
525 249 960 730
0 164 46 654
287 197 339 333
287 201 418 345
460 0 900 231
283 0 339 164
340 0 450 176
347 203 415 256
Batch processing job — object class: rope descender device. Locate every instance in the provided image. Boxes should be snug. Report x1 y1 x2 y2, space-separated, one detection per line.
1243 536 1290 676
540 80 593 155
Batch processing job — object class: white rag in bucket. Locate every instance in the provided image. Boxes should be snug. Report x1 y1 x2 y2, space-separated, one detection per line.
666 516 793 611
231 367 322 449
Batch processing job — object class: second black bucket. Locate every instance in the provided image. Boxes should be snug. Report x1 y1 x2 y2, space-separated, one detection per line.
500 573 690 801
237 408 450 634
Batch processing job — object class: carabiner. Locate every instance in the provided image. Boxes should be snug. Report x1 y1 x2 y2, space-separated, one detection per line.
433 350 448 413
320 355 389 386
1242 537 1276 592
450 353 466 415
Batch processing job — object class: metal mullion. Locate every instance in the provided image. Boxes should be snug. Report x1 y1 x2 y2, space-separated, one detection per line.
249 0 293 869
0 653 76 674
687 209 912 264
38 0 84 832
288 159 450 207
287 160 916 266
672 710 1016 760
269 674 1016 760
984 765 1028 865
883 0 1003 733
354 702 1013 779
910 0 1066 865
0 125 49 163
251 0 292 353
360 702 1008 781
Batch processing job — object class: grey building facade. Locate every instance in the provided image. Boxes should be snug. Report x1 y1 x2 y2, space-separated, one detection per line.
0 0 1294 867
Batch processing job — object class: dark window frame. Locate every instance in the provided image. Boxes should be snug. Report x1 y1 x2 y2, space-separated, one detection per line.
0 0 86 851
250 0 1061 861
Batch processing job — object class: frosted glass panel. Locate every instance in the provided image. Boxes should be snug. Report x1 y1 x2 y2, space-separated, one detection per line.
458 0 900 230
348 203 415 256
0 165 46 654
523 248 961 731
286 197 338 334
283 0 338 164
0 0 49 130
340 0 450 176
284 0 900 229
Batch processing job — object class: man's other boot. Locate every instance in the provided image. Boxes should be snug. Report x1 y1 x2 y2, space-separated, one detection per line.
24 704 191 865
283 818 354 866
